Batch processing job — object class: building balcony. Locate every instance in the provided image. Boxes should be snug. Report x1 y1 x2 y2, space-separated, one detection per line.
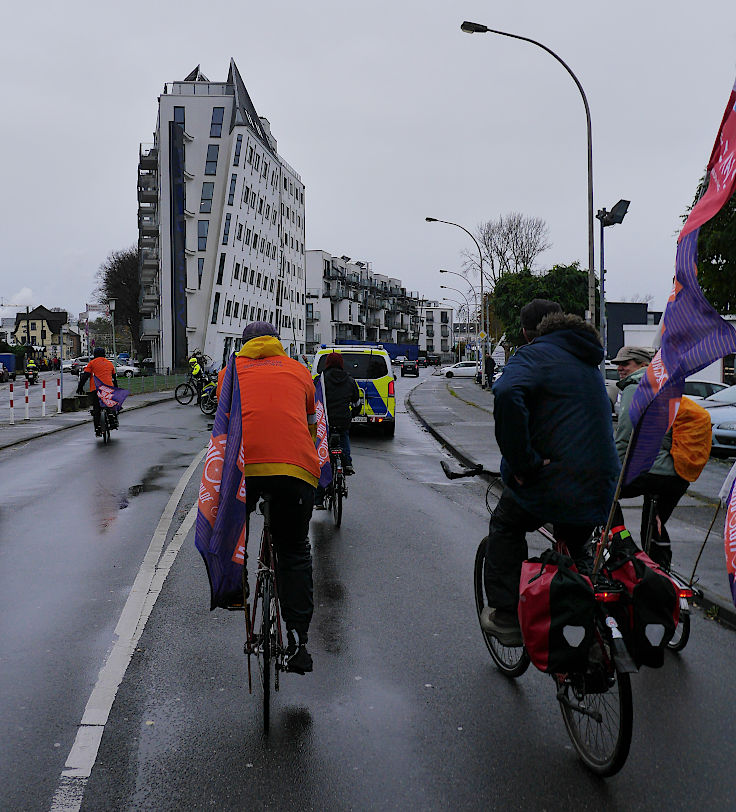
140 285 159 313
306 313 320 323
137 175 158 203
139 213 159 236
140 317 160 340
139 143 158 171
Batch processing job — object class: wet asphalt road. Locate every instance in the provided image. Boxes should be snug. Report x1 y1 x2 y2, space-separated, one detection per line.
3 371 736 810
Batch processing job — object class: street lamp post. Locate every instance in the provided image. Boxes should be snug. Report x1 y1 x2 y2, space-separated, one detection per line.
109 298 117 360
439 269 480 349
460 21 596 326
440 284 474 361
596 200 630 364
426 216 488 384
442 297 468 361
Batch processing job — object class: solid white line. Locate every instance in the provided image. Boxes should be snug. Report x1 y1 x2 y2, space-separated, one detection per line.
49 449 205 812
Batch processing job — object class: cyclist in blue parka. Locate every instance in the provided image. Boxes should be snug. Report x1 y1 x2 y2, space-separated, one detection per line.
481 300 620 646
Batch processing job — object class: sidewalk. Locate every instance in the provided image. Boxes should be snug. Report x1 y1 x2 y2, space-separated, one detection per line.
0 390 176 451
408 373 736 629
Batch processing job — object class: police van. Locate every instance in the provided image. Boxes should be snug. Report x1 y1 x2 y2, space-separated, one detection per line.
312 345 396 437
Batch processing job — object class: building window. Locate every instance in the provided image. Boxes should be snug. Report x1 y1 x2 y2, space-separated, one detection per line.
254 154 261 172
426 327 434 338
250 306 255 320
198 257 204 289
173 106 185 125
249 269 255 284
234 302 239 318
228 174 237 205
210 107 224 137
225 300 232 317
426 311 434 322
258 198 264 214
234 262 240 279
205 144 219 175
198 220 209 251
256 273 262 287
234 134 242 166
199 182 214 213
269 279 274 292
237 223 243 241
427 342 434 352
222 214 231 245
217 253 226 285
441 325 449 338
252 231 259 248
211 293 220 324
441 340 449 352
441 311 449 323
248 146 254 164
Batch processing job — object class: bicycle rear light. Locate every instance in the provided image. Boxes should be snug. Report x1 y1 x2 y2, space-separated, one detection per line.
594 591 621 603
678 587 694 599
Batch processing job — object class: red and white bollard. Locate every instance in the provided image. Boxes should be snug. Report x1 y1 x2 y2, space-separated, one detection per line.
57 377 62 414
9 382 14 425
24 380 29 421
42 379 46 417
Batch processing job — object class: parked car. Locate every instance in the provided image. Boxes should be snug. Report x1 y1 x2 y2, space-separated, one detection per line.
70 356 92 375
392 355 407 366
416 356 428 368
401 359 419 377
604 363 619 407
62 359 73 373
439 361 478 378
114 361 142 378
0 362 8 383
426 354 442 366
683 380 729 401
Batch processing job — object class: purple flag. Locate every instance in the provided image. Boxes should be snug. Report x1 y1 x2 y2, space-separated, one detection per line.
625 78 736 484
314 373 332 488
93 376 129 413
194 353 248 609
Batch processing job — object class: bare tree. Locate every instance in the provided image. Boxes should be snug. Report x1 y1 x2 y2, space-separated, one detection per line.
620 293 655 304
462 212 552 291
94 246 142 352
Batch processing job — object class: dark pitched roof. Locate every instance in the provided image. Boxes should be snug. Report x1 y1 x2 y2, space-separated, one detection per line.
183 65 210 82
14 306 68 332
226 59 275 155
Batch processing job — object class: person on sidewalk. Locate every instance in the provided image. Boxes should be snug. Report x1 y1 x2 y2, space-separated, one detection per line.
610 345 690 569
482 300 620 645
314 352 360 509
484 354 496 389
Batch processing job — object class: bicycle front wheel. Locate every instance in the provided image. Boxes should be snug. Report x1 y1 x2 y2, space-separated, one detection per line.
175 382 195 405
333 473 343 527
558 666 633 776
474 539 529 678
199 392 218 416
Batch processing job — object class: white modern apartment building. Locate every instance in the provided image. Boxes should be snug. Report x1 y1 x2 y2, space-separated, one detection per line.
138 60 307 371
418 302 454 359
305 250 422 353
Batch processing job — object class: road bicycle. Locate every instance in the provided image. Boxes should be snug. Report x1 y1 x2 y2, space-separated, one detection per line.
241 493 286 733
98 405 119 444
640 494 696 652
325 432 348 527
443 460 634 777
175 371 216 406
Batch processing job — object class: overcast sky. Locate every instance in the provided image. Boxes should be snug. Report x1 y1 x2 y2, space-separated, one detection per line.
2 0 735 322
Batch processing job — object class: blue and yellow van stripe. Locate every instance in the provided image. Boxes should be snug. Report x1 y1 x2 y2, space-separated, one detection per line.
357 380 394 419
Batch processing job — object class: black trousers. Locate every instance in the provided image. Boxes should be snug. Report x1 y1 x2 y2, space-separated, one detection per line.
484 488 594 612
612 472 689 567
245 476 315 640
90 392 101 430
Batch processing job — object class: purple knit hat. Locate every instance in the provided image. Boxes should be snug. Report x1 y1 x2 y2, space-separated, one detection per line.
242 321 279 342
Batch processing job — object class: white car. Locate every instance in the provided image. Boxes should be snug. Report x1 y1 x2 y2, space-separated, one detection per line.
683 380 729 401
114 361 141 378
440 360 479 378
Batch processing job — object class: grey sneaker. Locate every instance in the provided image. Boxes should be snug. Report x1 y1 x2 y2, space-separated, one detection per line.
480 607 523 647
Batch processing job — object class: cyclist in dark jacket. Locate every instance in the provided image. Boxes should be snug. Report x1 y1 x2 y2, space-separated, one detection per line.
482 301 620 645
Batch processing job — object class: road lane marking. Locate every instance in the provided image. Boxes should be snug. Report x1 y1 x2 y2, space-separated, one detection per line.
49 448 205 812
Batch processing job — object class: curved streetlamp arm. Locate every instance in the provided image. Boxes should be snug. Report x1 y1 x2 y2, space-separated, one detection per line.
460 22 596 325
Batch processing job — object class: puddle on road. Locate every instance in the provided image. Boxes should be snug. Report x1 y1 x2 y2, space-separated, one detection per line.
127 465 165 499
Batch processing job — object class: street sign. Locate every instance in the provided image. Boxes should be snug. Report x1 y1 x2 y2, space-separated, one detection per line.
479 331 487 340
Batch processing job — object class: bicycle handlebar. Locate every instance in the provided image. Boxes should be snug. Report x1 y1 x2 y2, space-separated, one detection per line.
441 460 500 480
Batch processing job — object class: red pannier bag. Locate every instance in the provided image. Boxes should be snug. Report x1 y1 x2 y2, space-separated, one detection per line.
518 549 596 673
605 528 679 668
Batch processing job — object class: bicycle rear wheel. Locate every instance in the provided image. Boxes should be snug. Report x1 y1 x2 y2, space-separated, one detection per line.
558 659 633 776
333 472 343 527
474 539 530 678
668 610 691 651
175 382 195 405
260 577 272 732
100 409 110 444
199 391 218 416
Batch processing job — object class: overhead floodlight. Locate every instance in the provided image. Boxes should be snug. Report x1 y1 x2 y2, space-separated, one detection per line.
461 21 489 33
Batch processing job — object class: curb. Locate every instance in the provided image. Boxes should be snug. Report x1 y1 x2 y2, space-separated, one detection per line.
0 393 178 452
408 378 736 632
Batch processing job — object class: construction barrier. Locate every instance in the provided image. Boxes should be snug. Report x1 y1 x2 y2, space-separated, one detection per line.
9 382 13 425
42 379 46 417
57 377 61 414
24 380 29 421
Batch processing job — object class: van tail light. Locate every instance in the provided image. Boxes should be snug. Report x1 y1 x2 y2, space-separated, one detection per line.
388 380 395 397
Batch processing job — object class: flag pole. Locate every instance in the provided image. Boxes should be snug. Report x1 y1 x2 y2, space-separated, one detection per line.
593 430 637 575
688 501 721 586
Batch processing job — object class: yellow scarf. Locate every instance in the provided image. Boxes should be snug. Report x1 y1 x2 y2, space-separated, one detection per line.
236 336 287 359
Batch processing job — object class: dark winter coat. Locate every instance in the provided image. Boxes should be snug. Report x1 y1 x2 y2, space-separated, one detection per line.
492 314 620 524
322 367 360 430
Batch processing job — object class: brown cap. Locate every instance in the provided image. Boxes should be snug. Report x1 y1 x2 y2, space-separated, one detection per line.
610 346 654 365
